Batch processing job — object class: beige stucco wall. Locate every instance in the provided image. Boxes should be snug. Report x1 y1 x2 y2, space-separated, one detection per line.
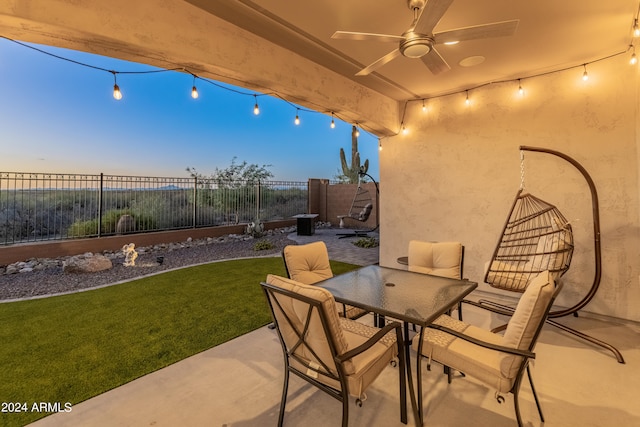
381 54 640 322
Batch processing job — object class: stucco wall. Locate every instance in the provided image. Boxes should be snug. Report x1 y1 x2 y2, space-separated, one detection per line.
381 54 640 322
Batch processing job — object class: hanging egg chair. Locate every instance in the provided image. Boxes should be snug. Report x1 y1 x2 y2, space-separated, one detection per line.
484 190 574 292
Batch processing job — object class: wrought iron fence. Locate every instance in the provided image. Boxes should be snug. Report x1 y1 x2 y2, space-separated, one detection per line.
0 172 308 245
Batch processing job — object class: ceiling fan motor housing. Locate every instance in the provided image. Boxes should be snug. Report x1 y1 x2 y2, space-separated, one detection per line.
400 33 433 58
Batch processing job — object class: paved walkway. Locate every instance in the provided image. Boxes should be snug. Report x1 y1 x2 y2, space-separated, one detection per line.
287 227 379 266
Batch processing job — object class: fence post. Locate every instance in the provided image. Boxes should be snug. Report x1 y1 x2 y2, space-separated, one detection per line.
256 180 261 220
193 176 198 228
98 173 103 237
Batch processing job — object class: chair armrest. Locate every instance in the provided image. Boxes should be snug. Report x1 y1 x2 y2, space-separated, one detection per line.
336 321 403 363
460 298 516 317
427 323 535 359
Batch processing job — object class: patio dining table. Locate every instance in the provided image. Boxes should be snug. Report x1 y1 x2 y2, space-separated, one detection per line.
317 264 477 426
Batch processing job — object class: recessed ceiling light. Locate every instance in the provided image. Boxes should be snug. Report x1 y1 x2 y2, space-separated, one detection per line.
459 56 486 67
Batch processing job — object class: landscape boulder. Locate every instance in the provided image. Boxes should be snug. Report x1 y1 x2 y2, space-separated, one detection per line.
63 253 113 274
116 214 136 234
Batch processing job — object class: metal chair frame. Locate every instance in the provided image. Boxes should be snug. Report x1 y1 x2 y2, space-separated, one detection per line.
261 281 407 426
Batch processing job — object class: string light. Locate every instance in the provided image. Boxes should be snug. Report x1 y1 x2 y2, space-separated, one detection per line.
582 64 589 81
191 76 199 99
111 72 122 100
0 36 386 144
253 95 260 115
422 99 427 112
465 90 470 106
518 79 524 96
634 19 640 37
401 122 408 134
378 139 382 151
354 124 360 137
630 45 638 65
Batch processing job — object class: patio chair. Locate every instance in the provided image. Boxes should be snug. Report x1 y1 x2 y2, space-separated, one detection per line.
407 240 464 380
282 241 368 320
261 274 407 427
411 270 560 427
336 170 379 239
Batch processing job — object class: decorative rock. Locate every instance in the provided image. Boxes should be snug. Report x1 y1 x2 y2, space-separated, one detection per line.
63 253 113 274
1 226 299 276
116 214 136 234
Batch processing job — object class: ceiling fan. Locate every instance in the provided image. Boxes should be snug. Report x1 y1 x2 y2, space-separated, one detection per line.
331 0 519 76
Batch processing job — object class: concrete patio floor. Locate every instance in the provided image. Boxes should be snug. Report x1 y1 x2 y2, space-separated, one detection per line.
29 229 640 426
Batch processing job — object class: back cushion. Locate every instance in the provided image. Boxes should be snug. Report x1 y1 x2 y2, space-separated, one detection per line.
408 240 462 279
527 230 571 272
283 241 333 284
265 274 350 373
502 270 555 350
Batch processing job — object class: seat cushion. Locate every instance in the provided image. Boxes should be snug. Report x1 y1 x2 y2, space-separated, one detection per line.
283 241 333 284
413 271 556 393
408 241 462 279
295 318 397 398
413 314 517 393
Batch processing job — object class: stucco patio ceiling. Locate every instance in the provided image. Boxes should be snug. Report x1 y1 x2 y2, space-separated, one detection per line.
186 0 637 100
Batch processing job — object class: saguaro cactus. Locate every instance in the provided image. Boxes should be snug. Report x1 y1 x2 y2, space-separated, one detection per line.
340 125 369 183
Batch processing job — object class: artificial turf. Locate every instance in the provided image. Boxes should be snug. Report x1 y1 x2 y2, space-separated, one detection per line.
0 257 358 426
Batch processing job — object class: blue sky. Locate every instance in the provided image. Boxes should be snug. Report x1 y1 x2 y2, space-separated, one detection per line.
0 38 379 182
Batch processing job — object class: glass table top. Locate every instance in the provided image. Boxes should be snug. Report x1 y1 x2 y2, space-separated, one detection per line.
317 265 477 326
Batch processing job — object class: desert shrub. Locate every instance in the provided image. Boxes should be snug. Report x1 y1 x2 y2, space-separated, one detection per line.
254 239 274 251
67 209 157 237
353 237 379 248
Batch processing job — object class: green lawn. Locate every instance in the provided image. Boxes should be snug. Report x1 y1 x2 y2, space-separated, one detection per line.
0 257 358 426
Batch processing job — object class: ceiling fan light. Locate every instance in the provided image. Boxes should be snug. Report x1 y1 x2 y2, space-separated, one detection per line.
443 40 459 45
400 36 432 58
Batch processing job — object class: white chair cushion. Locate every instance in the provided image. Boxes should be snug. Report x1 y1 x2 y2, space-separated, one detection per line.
412 271 555 392
266 274 349 372
267 274 397 398
283 241 333 284
408 241 462 279
502 270 554 350
412 314 516 393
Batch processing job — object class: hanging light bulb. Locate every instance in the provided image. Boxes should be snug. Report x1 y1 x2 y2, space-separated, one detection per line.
330 112 336 129
518 79 524 96
422 99 427 112
401 122 408 135
111 72 122 100
634 19 640 37
190 75 199 99
378 140 382 151
582 64 589 81
465 90 470 106
253 95 260 115
294 109 300 125
630 45 638 65
354 124 360 137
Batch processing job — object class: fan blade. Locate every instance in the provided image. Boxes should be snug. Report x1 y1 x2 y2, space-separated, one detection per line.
356 49 402 76
331 31 403 43
434 20 519 44
421 47 450 75
412 0 454 34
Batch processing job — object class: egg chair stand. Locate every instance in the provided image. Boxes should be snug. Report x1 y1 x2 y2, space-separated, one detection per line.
336 170 379 239
465 146 624 363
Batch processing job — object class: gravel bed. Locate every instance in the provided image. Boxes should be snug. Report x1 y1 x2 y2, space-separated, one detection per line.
0 233 294 302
